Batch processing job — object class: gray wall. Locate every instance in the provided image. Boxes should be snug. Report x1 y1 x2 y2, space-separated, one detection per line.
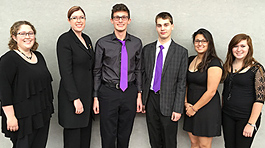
0 0 265 147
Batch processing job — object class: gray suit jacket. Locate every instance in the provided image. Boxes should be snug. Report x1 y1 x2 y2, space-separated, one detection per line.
142 40 188 116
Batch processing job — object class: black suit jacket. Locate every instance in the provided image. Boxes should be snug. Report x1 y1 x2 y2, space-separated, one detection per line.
57 29 94 128
142 40 188 116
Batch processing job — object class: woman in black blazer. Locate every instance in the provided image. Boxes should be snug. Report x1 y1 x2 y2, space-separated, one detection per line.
56 6 94 148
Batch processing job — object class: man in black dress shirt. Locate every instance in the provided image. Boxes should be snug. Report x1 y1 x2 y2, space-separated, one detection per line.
93 3 142 148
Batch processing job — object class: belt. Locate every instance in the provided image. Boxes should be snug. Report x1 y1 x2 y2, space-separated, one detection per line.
150 89 160 95
102 81 135 89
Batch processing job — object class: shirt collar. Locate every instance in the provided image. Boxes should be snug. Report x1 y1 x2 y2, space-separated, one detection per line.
156 39 172 49
111 32 131 41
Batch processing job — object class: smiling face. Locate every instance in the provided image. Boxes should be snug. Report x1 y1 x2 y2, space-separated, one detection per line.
156 18 174 42
232 39 249 60
111 11 131 33
12 24 35 51
194 34 209 55
68 10 86 33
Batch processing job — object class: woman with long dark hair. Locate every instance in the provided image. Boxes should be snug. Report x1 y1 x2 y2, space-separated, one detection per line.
183 28 222 148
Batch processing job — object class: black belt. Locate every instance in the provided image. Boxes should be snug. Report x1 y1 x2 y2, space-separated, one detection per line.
150 89 160 95
102 81 135 89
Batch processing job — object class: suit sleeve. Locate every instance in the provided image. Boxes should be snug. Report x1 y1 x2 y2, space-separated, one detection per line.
57 35 79 101
173 49 188 113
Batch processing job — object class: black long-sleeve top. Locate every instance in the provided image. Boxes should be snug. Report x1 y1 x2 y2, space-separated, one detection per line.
222 63 265 118
93 32 142 97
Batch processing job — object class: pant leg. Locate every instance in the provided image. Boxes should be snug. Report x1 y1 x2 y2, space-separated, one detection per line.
63 128 81 148
235 116 261 148
146 91 163 148
31 120 50 148
99 85 120 148
160 115 178 148
80 118 92 148
222 112 236 148
117 85 137 148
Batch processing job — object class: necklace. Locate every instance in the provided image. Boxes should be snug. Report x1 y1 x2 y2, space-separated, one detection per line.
18 49 32 60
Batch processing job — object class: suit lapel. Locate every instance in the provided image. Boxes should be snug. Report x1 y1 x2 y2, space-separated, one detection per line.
69 29 93 58
162 41 176 77
148 42 157 77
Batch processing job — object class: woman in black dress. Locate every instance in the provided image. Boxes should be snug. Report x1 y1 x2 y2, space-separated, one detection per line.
0 21 54 148
57 6 94 148
183 28 222 148
222 34 264 148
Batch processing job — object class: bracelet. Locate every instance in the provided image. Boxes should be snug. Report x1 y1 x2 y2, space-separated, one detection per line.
247 122 257 131
191 106 197 113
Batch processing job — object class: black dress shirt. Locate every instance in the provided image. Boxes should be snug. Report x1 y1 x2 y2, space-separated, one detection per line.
93 32 142 97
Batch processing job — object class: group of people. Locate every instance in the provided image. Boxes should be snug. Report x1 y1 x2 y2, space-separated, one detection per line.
0 3 264 148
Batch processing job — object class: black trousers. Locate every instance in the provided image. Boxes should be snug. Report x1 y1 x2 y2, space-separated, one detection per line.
11 120 50 148
222 112 261 148
98 84 137 148
146 90 178 148
63 117 92 148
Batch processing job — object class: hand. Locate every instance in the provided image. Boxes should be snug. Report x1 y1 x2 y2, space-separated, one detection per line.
186 106 196 117
93 97 100 114
142 105 146 113
136 93 142 113
243 124 255 137
185 102 193 110
7 115 19 132
73 98 84 114
171 112 181 122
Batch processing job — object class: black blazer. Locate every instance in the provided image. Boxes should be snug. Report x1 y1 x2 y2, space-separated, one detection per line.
142 40 188 116
57 29 94 128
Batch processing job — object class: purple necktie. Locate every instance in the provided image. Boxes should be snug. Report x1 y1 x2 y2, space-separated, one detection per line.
119 40 128 91
153 45 164 92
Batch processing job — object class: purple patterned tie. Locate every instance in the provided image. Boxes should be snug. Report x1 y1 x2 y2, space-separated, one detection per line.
119 40 128 91
153 45 164 92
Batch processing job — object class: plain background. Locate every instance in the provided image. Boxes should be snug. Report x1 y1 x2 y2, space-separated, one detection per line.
0 0 265 147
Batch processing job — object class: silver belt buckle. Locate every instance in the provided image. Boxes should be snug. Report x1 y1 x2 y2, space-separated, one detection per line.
116 83 119 89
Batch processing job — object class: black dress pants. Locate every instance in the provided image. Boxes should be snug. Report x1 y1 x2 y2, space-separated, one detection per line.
11 120 50 148
98 84 137 148
146 90 178 148
63 117 92 148
222 112 261 148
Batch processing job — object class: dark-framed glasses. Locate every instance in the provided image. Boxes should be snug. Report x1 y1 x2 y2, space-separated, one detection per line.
17 32 35 37
194 39 208 45
70 16 86 21
113 15 129 21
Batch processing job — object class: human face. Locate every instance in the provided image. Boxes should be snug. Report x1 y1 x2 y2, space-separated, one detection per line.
232 40 249 60
68 10 86 33
156 18 174 42
111 11 131 33
12 25 35 51
194 34 208 55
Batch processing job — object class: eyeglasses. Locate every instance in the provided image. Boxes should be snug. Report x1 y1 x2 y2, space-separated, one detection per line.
17 32 35 37
194 39 208 45
113 15 129 21
69 16 86 21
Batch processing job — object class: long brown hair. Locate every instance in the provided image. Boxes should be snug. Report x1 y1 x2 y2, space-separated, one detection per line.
193 28 222 72
222 33 257 80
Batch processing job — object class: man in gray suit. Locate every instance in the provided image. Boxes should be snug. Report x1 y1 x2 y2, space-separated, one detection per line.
142 12 188 148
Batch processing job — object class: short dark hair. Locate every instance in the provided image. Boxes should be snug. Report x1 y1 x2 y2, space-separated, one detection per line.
155 12 173 24
67 6 86 19
111 3 130 19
